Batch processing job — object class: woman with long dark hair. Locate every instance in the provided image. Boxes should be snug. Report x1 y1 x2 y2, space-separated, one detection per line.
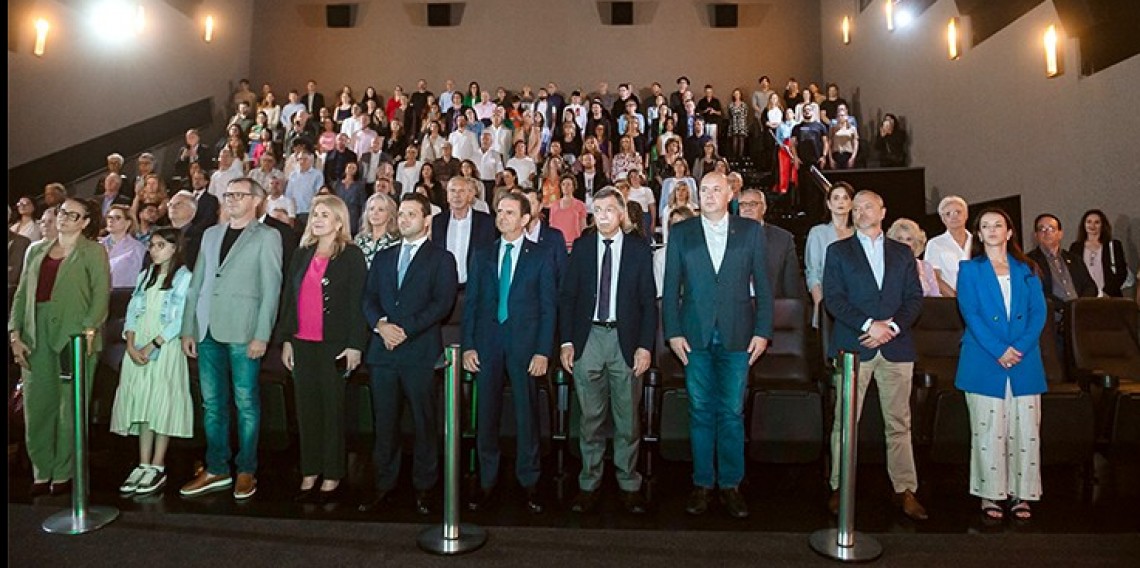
955 207 1047 521
111 227 194 495
1069 209 1129 297
804 182 855 327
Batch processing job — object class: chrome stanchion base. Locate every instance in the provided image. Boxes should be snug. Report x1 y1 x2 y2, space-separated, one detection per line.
809 529 882 563
417 523 487 555
42 506 120 535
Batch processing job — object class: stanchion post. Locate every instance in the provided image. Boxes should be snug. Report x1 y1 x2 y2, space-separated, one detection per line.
418 344 486 555
641 367 661 502
809 351 881 562
552 368 571 502
43 335 120 535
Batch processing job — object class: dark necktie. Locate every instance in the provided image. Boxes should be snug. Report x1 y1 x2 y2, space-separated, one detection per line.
597 239 614 321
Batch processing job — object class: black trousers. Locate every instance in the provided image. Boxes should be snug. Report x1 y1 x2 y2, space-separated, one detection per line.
292 339 346 479
369 361 439 491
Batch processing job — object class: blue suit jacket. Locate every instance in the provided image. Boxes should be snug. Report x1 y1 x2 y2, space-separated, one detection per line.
534 221 567 283
430 209 498 277
822 234 923 362
559 230 657 367
954 255 1048 398
662 215 773 351
462 238 556 361
363 240 459 365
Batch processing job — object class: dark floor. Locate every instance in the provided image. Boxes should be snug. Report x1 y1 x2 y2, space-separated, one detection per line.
8 427 1139 536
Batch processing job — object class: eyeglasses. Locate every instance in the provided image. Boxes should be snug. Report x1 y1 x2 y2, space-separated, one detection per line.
56 209 87 222
738 201 763 208
222 192 254 202
1035 226 1059 234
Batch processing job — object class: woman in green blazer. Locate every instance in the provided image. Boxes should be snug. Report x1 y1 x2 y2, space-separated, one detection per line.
9 197 110 496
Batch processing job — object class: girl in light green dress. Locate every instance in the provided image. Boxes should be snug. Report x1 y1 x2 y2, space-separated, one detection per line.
110 227 193 495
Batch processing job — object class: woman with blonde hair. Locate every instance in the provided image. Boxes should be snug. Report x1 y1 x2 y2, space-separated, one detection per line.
887 218 952 297
355 193 401 269
277 195 368 503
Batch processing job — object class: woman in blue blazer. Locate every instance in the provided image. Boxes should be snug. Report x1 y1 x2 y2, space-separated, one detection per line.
955 208 1047 521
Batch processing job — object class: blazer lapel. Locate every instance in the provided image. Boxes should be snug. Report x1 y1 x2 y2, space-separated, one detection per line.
847 237 877 290
979 257 1009 324
690 220 717 276
292 247 315 296
218 222 257 271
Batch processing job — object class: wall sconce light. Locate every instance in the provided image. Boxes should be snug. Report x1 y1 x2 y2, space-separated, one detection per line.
885 0 894 32
1044 24 1062 77
947 17 960 60
842 16 851 45
33 19 50 56
204 15 215 43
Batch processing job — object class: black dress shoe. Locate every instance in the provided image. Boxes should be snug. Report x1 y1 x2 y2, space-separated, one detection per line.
719 487 749 519
415 490 434 515
294 487 317 503
468 487 497 512
523 486 544 514
317 483 344 504
685 487 710 515
357 489 390 512
621 489 648 515
571 489 600 513
30 482 51 498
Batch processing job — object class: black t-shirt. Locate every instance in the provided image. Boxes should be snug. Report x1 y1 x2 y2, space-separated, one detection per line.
792 122 830 164
820 98 847 124
220 225 245 264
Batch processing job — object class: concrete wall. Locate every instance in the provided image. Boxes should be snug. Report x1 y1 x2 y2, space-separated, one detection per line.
820 0 1140 269
248 0 821 108
7 0 256 169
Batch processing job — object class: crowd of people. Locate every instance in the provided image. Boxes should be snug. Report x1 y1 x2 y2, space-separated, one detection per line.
6 75 1137 523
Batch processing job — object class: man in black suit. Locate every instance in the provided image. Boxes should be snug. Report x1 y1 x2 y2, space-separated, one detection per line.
168 191 205 269
519 189 567 282
574 153 610 204
257 193 299 271
822 189 927 521
303 80 325 116
187 168 221 230
662 172 773 519
738 189 804 298
322 133 358 185
559 188 657 515
359 193 459 514
1026 213 1097 307
462 192 556 514
431 177 498 287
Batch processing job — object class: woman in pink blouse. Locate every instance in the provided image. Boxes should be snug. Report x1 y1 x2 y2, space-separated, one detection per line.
548 175 587 249
888 218 951 297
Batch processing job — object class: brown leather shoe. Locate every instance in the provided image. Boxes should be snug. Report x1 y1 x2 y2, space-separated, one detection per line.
828 490 840 516
894 490 928 520
233 473 257 500
179 470 232 497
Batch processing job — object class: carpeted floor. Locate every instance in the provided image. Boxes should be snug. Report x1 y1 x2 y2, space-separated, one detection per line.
9 504 1138 567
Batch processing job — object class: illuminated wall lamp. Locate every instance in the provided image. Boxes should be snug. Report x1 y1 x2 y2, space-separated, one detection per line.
1044 24 1063 77
842 16 851 45
947 17 961 60
33 19 50 56
885 0 894 32
204 15 215 43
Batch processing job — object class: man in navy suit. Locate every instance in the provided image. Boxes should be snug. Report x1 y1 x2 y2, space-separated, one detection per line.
662 172 773 519
463 192 557 514
360 193 459 515
822 189 927 521
559 188 657 515
431 177 498 287
519 189 568 281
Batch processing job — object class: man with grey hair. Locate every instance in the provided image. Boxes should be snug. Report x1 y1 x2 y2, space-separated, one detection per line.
180 177 282 501
738 189 803 298
923 195 971 291
99 172 132 216
168 190 203 267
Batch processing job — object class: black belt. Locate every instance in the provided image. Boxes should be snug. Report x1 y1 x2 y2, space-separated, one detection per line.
591 320 618 329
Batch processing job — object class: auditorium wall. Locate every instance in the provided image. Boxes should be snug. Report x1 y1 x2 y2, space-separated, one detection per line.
247 0 821 111
7 0 255 169
820 0 1140 266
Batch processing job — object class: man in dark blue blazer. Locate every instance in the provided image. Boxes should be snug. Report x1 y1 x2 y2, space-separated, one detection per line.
462 192 557 514
519 189 568 282
360 193 459 515
559 188 657 515
822 189 927 521
662 172 773 519
431 177 498 287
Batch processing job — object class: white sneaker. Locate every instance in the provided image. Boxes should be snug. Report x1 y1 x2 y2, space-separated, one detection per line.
119 465 149 494
135 468 167 495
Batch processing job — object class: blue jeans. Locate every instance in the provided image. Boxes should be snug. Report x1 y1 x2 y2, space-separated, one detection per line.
685 333 749 489
197 332 262 475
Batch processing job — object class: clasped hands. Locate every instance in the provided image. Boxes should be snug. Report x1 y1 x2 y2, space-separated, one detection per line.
997 346 1023 369
859 319 897 349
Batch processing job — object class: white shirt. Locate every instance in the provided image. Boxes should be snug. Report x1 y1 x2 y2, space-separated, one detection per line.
446 211 473 284
565 103 587 131
701 214 729 273
498 235 524 283
524 222 541 244
856 230 886 289
924 231 971 289
476 149 504 181
395 160 422 196
594 230 624 321
448 130 479 162
507 157 536 189
628 186 655 218
265 195 296 219
208 161 244 199
340 116 363 139
487 125 512 156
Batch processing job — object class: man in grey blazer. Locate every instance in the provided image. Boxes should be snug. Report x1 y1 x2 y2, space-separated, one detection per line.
180 177 283 501
663 172 773 519
738 188 804 298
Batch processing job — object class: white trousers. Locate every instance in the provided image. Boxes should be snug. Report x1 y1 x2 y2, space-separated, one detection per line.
965 383 1042 502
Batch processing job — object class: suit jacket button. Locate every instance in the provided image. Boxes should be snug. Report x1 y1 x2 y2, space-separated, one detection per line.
992 316 999 321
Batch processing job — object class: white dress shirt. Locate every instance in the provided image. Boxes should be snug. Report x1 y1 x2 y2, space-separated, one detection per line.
498 235 524 283
594 230 624 322
446 211 473 284
924 231 971 289
701 214 729 273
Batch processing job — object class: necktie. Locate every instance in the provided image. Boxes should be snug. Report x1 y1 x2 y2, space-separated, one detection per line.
597 239 614 321
397 243 413 288
498 243 514 323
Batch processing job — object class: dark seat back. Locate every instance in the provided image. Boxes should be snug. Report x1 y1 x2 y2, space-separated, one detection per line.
1070 298 1140 381
751 297 810 386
